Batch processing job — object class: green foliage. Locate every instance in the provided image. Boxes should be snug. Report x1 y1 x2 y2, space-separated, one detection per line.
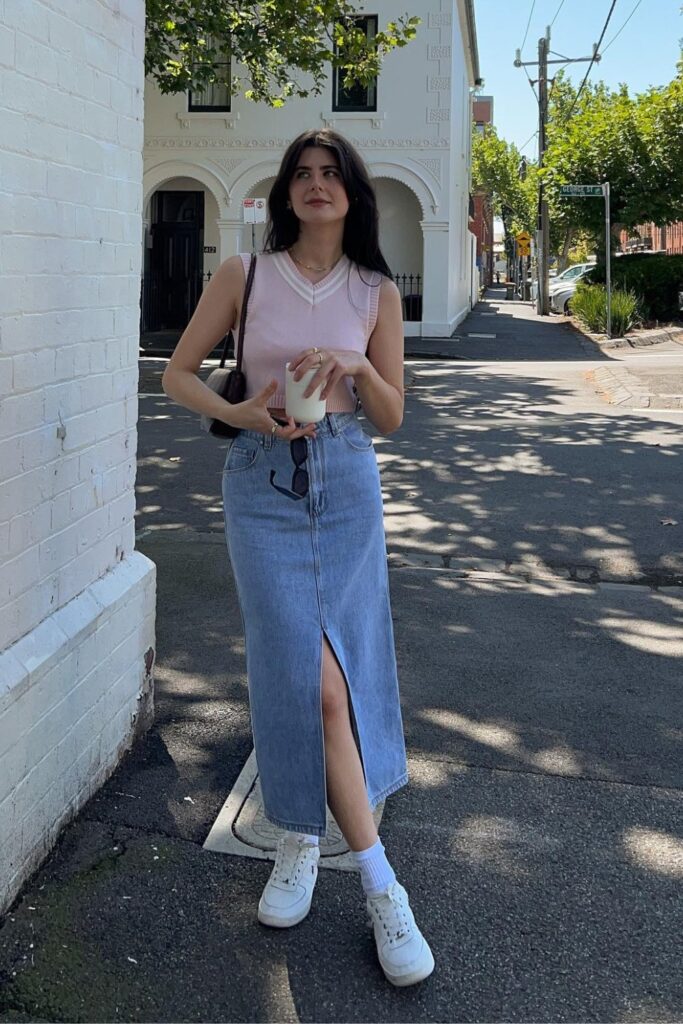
590 254 683 321
566 232 594 265
570 282 641 337
471 125 537 262
144 1 420 105
471 126 536 233
543 64 683 240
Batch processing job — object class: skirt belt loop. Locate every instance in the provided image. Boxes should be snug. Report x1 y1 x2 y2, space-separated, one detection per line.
327 413 342 437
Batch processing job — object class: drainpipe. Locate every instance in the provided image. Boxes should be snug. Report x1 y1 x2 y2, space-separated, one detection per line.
463 0 481 87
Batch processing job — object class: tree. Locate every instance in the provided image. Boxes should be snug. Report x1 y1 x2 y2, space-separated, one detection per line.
471 126 537 262
145 1 420 106
543 63 683 249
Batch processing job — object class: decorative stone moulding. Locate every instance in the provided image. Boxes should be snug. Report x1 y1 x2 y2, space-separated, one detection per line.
145 137 293 149
428 12 452 27
144 136 450 150
414 158 442 184
321 112 386 130
427 108 450 123
353 137 449 149
428 46 451 61
210 158 243 176
420 220 449 232
176 111 240 130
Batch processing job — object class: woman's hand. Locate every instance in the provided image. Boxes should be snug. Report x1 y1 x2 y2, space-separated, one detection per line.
288 348 369 400
228 381 317 439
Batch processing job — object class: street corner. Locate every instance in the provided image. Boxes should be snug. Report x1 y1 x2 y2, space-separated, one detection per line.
584 365 683 409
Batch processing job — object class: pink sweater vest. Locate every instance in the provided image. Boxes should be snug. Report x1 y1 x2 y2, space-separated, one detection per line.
238 250 382 412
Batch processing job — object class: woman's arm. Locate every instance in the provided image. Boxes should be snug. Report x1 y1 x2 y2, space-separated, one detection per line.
353 277 405 436
160 255 245 426
162 256 317 440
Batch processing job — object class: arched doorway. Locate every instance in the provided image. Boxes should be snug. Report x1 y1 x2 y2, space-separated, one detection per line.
373 178 424 325
141 172 222 350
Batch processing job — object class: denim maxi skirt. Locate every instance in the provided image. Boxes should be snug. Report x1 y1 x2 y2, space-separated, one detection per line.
221 411 409 837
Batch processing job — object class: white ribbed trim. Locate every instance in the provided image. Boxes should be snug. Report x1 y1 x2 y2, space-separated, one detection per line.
273 250 350 306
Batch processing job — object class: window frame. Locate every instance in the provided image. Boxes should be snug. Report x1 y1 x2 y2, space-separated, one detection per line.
188 37 232 113
332 15 378 113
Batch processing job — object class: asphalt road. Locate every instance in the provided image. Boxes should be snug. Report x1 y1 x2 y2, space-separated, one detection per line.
1 293 682 1023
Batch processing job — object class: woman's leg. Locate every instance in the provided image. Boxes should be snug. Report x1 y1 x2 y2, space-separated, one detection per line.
321 635 378 852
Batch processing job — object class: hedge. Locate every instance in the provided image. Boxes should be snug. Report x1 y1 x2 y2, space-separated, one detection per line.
588 253 683 321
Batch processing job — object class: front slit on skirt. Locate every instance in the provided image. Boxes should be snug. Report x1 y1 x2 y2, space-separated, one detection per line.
221 412 409 837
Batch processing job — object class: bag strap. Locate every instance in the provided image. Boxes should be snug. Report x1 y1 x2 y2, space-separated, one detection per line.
219 254 258 370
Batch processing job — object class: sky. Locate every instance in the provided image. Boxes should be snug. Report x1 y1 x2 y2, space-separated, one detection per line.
473 0 683 158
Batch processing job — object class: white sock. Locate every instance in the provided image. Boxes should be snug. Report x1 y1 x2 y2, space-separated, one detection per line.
351 837 397 896
293 831 319 846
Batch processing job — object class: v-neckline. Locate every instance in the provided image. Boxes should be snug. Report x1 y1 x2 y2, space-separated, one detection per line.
274 250 349 305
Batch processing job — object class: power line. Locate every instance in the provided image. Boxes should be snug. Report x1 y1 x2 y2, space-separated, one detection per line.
565 0 619 118
519 129 538 151
523 63 539 101
518 129 539 158
550 0 566 28
519 0 536 54
601 0 644 54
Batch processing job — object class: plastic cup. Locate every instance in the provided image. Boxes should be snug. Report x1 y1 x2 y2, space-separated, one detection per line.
285 362 327 422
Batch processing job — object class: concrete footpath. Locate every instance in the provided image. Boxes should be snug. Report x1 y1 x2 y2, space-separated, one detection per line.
1 293 682 1023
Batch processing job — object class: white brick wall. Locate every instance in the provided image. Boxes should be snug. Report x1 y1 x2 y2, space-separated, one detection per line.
0 0 156 915
0 0 147 647
0 555 155 912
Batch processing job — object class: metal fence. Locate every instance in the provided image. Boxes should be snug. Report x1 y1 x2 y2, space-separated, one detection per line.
140 270 213 334
141 269 423 331
394 273 422 321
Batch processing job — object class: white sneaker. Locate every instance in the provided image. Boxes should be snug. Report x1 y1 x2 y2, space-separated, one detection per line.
366 880 435 986
257 834 320 928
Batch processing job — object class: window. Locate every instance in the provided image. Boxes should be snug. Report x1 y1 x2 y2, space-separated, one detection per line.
188 36 231 112
333 16 378 112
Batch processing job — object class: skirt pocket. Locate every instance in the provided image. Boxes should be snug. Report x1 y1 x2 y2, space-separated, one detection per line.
223 437 262 474
339 419 374 452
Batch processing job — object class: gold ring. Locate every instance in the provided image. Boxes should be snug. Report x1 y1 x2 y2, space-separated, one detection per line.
312 347 319 354
317 353 323 364
271 421 278 435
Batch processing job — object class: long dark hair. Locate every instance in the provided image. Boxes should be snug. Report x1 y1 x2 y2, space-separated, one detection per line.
262 128 392 280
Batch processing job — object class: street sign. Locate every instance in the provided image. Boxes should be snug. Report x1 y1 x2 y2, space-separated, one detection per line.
516 230 531 244
243 198 255 223
518 242 531 257
560 185 604 197
243 197 267 252
243 198 267 223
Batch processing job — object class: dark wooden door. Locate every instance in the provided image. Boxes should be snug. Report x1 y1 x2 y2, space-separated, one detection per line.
148 191 204 331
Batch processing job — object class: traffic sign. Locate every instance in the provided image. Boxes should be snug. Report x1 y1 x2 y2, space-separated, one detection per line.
516 230 531 244
560 185 604 197
243 198 268 224
518 241 531 257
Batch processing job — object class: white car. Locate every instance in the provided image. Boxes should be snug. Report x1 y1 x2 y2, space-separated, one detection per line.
549 262 594 294
551 281 582 314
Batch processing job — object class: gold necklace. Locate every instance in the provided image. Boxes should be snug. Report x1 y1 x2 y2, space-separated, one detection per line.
289 248 343 273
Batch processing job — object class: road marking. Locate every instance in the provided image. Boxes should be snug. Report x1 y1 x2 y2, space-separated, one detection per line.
203 748 384 870
467 332 497 338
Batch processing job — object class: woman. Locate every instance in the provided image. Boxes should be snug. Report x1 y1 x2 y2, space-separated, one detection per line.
162 128 434 987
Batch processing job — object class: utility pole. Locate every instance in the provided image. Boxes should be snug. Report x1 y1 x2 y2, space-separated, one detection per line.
537 28 550 315
515 36 602 316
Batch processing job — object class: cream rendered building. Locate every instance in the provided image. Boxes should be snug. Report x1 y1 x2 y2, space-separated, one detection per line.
142 1 480 338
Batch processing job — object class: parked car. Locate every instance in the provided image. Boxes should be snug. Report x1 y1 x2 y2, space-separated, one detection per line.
551 281 580 314
549 262 594 294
